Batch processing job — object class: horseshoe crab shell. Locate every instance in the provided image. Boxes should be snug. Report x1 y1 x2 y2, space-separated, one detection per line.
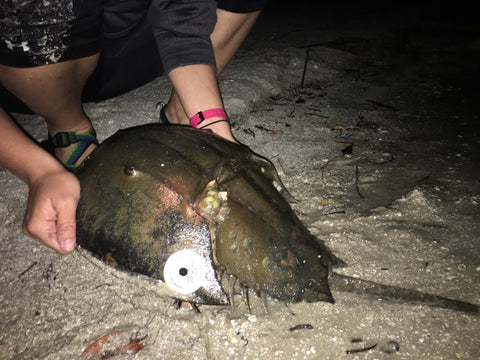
76 124 339 305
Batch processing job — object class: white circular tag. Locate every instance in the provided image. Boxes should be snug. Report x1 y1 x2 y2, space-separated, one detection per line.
163 249 207 294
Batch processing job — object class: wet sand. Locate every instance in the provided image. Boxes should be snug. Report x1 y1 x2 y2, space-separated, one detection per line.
1 2 479 359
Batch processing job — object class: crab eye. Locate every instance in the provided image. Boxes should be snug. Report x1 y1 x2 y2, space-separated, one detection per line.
163 249 207 294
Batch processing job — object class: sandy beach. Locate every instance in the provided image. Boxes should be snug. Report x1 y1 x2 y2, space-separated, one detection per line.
1 2 479 359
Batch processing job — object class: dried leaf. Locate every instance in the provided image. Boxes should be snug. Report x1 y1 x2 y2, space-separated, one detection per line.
82 332 122 356
82 331 146 358
320 198 329 207
319 162 329 170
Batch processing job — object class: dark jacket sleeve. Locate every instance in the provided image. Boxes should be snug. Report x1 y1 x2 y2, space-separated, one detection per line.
148 0 217 74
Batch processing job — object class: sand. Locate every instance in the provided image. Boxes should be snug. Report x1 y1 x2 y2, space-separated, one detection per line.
1 2 479 359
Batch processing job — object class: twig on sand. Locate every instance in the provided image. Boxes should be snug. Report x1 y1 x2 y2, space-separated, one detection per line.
18 261 38 278
346 343 377 354
366 99 398 111
300 47 311 88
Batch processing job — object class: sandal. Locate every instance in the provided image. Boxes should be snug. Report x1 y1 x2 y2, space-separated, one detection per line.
41 128 99 172
156 102 230 130
156 101 171 124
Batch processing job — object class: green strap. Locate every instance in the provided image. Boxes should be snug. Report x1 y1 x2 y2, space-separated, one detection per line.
48 129 99 172
50 129 98 148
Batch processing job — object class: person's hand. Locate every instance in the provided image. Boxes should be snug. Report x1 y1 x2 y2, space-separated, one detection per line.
0 108 81 254
23 168 80 254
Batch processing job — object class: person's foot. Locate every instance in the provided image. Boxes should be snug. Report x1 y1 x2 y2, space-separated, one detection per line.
47 124 99 172
160 101 189 126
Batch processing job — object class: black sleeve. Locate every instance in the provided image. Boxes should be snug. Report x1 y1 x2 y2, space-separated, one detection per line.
148 0 217 74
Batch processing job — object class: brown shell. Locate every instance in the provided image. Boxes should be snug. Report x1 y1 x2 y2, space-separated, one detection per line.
76 124 338 304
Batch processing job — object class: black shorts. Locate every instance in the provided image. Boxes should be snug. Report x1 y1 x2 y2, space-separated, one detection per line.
0 0 267 68
0 0 267 111
0 0 103 67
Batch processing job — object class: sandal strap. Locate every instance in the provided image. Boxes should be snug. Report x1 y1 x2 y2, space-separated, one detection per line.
156 101 171 124
46 129 99 172
50 129 98 148
198 119 230 130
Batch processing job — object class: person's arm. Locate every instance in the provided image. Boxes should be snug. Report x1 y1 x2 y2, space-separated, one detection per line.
148 0 235 141
149 0 218 74
0 108 79 254
168 64 235 141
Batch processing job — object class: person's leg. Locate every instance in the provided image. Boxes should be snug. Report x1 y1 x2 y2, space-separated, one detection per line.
0 0 103 169
162 9 262 125
0 52 100 165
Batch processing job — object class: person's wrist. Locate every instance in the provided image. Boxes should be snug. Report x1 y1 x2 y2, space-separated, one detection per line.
25 151 67 187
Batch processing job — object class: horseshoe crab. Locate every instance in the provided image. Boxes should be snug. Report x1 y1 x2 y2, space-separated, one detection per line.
76 124 478 312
